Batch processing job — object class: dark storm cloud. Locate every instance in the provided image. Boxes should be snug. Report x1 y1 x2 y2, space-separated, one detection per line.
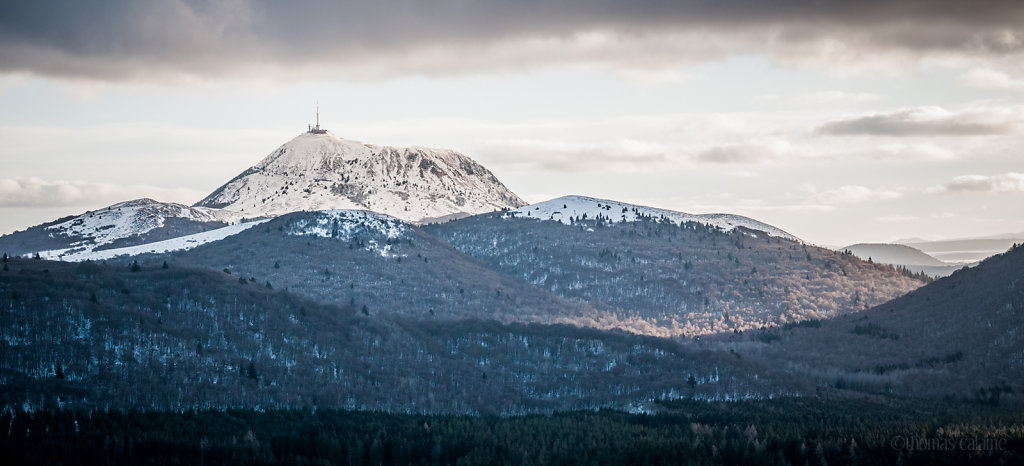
816 107 1019 137
2 0 1024 79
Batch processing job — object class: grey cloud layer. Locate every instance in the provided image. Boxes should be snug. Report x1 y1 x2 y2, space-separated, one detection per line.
3 0 1024 79
695 138 794 164
816 107 1020 137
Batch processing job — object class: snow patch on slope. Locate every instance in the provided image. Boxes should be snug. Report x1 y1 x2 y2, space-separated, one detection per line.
284 210 406 240
282 210 408 257
507 195 800 242
37 220 269 261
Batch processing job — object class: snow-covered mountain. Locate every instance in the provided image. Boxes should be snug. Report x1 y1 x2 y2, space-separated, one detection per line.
0 198 247 260
195 131 525 223
508 195 801 242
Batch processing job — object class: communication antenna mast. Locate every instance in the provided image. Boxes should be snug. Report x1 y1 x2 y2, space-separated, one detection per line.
308 102 327 134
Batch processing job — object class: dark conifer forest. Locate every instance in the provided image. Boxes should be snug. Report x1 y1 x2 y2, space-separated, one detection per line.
2 398 1022 465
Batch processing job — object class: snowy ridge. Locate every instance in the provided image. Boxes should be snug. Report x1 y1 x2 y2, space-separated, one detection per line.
44 198 245 249
282 210 408 257
37 220 269 262
507 195 801 242
195 131 525 223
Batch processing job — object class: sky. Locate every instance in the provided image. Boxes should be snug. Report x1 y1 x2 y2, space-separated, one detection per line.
1 0 1023 246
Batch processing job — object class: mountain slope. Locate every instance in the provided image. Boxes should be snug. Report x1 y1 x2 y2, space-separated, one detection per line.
0 257 775 413
425 197 922 336
748 243 1024 401
195 131 525 223
159 210 606 326
0 199 245 259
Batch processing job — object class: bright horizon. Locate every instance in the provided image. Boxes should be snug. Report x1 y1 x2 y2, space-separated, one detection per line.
1 1 1023 246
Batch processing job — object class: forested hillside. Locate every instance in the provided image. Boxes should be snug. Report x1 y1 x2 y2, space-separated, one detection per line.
0 257 780 413
726 243 1024 402
2 225 1020 412
425 211 922 336
157 210 605 326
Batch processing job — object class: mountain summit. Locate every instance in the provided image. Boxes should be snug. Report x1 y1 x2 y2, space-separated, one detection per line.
195 130 525 223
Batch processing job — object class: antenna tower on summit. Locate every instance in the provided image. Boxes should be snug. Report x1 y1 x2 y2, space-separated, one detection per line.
308 103 327 134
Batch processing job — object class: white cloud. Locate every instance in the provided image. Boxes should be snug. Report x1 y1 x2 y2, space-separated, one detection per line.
876 214 919 223
807 184 903 204
676 198 837 214
728 170 758 178
963 67 1024 91
611 68 690 84
735 203 837 214
930 172 1024 193
481 138 674 172
0 73 29 96
794 91 881 106
0 177 204 207
873 143 956 160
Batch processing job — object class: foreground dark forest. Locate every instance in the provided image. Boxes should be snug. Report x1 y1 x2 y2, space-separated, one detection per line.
3 397 1022 465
